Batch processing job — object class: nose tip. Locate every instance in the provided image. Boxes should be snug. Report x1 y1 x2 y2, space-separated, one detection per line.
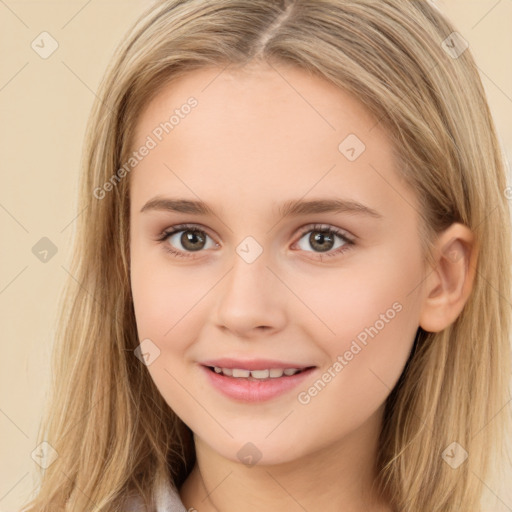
213 256 288 338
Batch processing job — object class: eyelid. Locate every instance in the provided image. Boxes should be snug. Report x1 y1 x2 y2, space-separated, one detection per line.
296 223 355 243
156 223 217 242
156 222 356 258
157 222 355 242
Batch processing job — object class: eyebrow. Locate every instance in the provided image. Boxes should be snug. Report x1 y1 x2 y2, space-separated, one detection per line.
140 196 382 219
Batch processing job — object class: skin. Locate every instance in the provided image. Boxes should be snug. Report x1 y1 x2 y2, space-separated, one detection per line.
129 62 476 512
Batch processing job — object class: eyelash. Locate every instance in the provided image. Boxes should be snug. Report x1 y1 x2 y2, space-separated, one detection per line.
156 223 355 260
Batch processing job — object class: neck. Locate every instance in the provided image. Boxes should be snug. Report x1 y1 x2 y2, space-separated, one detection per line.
179 405 393 512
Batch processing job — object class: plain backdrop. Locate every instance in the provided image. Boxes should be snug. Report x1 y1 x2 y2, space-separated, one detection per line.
1 1 511 511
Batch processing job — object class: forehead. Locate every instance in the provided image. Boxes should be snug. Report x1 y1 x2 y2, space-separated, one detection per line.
132 63 382 150
129 63 408 219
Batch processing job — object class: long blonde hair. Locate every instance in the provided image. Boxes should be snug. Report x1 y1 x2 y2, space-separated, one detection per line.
21 1 511 511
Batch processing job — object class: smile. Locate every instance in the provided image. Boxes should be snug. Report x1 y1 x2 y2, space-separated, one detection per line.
209 366 307 380
200 364 317 402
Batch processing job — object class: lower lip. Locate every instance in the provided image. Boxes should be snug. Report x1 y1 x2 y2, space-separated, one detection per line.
200 365 316 402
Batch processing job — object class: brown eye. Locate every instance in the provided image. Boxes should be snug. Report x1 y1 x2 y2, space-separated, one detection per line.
158 224 217 258
306 231 336 252
295 224 354 258
176 230 207 251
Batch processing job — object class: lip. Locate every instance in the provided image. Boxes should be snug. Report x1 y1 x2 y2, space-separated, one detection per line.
199 364 317 403
200 358 314 371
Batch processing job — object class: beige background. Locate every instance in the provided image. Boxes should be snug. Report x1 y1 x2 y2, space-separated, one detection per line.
1 1 511 511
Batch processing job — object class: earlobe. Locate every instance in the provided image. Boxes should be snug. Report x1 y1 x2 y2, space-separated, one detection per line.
419 223 477 333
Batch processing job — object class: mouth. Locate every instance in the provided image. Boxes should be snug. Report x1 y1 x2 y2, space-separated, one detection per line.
204 365 315 381
200 363 318 402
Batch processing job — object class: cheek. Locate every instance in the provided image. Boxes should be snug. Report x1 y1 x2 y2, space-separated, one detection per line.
130 254 209 420
130 226 422 390
293 238 423 340
130 246 212 344
297 304 416 441
293 240 422 397
130 253 217 408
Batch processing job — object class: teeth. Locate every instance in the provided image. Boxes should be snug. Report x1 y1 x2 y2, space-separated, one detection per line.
232 368 251 378
250 369 270 379
213 366 302 379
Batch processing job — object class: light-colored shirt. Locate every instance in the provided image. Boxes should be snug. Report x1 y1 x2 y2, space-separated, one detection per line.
123 481 188 512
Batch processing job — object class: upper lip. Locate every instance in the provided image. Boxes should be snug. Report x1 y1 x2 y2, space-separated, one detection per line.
200 358 316 371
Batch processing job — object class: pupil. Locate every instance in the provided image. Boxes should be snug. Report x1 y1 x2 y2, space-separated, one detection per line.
311 231 334 252
182 230 205 251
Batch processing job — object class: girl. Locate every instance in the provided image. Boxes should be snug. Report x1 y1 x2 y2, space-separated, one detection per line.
21 1 511 511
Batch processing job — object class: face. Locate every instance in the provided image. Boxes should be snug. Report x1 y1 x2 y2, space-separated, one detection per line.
129 62 426 466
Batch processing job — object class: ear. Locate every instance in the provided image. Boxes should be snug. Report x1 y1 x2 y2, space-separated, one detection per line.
419 223 478 333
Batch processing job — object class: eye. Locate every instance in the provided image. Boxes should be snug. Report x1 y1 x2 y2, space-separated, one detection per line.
157 224 218 259
293 224 354 258
156 223 355 260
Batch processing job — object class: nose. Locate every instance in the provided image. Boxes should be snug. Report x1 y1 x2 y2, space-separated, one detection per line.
213 246 288 338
